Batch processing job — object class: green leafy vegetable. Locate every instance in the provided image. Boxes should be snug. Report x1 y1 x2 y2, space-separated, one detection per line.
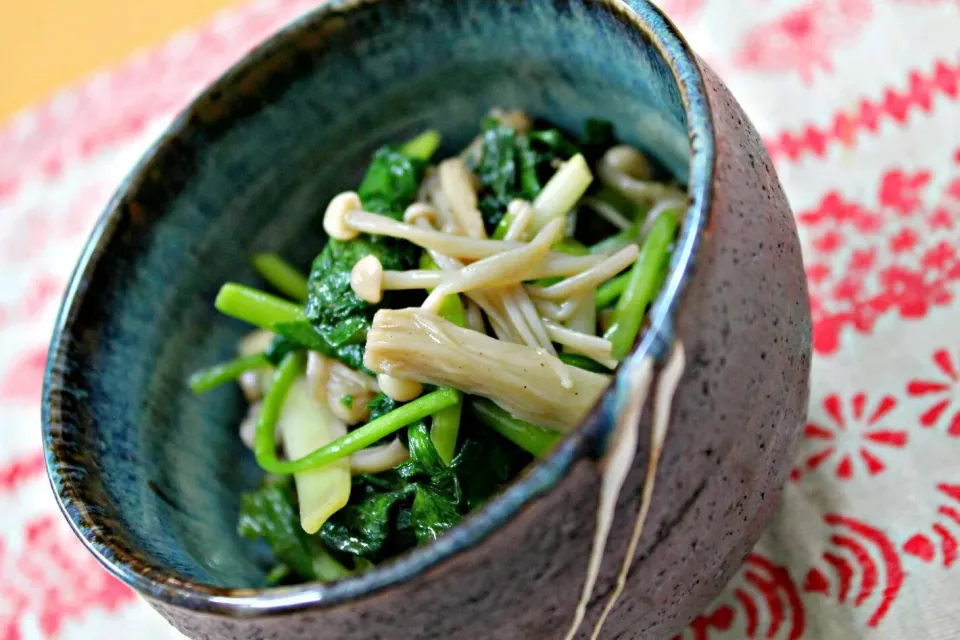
411 486 461 544
320 422 463 558
357 147 427 221
448 423 532 510
515 135 542 200
528 127 579 160
193 117 683 583
475 125 519 231
212 284 367 370
472 119 580 234
319 481 417 559
271 321 367 371
395 424 465 543
238 485 349 582
301 141 429 362
430 391 462 466
581 118 616 162
319 418 526 557
400 422 450 479
263 335 299 366
365 393 400 422
304 239 392 345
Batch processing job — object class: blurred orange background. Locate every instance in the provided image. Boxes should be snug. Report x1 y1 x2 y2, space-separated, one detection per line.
0 0 234 122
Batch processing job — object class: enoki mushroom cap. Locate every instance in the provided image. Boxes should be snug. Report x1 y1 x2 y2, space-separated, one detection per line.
603 145 652 180
403 202 440 227
351 255 384 303
376 373 424 402
324 191 363 240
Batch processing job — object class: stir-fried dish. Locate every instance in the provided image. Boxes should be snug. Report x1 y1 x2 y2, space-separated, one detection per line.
188 109 685 585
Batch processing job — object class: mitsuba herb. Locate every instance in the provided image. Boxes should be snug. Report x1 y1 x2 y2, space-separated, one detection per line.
318 421 530 562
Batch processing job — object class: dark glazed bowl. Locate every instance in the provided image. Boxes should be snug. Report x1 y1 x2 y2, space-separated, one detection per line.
42 0 812 638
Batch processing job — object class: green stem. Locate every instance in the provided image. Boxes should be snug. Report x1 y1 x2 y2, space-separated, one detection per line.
595 272 630 309
470 398 562 457
589 218 642 255
419 252 465 463
552 239 590 256
312 548 352 581
215 283 306 330
258 386 460 474
491 213 513 240
558 352 612 373
255 351 307 471
265 564 291 585
430 390 462 465
251 254 309 302
604 209 678 360
402 130 442 162
188 353 269 394
593 187 641 221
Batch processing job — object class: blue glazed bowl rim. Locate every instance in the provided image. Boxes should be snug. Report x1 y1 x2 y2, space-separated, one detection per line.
42 0 715 616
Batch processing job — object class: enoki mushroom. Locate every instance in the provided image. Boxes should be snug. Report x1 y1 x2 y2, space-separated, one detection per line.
564 342 686 640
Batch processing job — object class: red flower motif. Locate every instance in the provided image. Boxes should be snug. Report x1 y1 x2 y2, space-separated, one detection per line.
798 393 906 481
888 228 918 254
879 170 932 216
18 275 65 321
920 241 960 273
806 263 831 284
0 453 46 494
0 516 135 639
1 209 52 264
813 230 843 253
798 154 960 353
732 0 872 84
675 554 805 639
849 248 877 270
928 207 954 230
947 176 960 201
0 347 47 404
797 191 881 231
832 275 865 303
907 349 960 436
656 0 706 23
804 514 903 627
813 229 844 253
902 484 960 569
877 265 953 319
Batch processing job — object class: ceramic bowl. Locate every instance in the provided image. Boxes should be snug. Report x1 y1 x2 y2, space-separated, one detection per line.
42 0 812 638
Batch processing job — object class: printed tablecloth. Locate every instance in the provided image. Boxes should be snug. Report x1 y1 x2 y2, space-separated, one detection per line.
1 0 958 637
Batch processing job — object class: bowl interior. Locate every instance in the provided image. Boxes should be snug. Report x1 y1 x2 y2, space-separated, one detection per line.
45 0 691 589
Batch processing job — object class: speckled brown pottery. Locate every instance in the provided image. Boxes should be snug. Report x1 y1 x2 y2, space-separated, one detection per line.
42 0 812 638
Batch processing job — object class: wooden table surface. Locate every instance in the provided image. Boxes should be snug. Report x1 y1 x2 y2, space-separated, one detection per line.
0 0 234 122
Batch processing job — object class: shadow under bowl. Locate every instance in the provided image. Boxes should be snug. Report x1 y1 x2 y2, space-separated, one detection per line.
42 0 812 638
